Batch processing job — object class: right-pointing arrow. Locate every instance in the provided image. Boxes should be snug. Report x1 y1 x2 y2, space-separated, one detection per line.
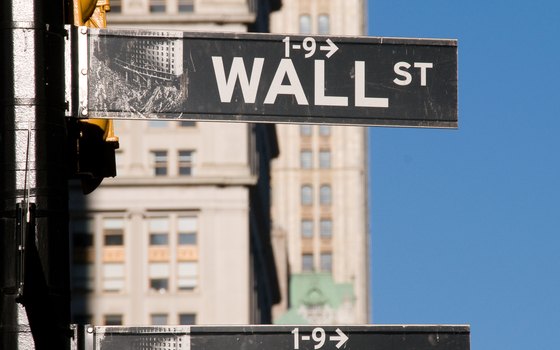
329 328 349 349
320 38 339 58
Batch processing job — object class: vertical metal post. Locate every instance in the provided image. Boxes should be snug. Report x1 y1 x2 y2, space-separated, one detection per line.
1 0 70 348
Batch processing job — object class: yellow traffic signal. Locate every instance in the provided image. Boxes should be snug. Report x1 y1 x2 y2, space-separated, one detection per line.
69 0 119 194
73 0 111 27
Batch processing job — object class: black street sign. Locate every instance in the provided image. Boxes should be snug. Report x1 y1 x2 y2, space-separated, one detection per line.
84 325 470 350
78 28 458 128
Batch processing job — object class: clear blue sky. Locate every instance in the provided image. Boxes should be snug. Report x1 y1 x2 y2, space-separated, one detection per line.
367 1 560 350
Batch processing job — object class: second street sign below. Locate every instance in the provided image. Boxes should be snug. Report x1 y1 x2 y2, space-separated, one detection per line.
88 325 470 350
80 28 458 128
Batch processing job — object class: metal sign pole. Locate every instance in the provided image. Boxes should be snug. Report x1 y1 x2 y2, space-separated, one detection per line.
0 0 71 348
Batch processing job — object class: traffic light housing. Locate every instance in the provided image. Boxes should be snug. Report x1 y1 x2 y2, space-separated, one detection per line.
68 119 119 194
68 0 118 194
72 0 110 27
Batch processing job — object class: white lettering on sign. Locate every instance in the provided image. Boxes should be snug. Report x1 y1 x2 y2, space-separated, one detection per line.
414 62 433 86
211 55 433 108
355 61 389 108
320 39 339 58
212 57 264 103
291 328 349 350
302 37 317 58
283 36 339 59
393 61 434 86
264 58 308 105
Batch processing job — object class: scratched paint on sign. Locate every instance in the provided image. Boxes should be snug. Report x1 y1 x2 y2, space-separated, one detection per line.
88 34 187 117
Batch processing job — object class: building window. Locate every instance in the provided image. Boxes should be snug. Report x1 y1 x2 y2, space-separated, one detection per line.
318 14 330 34
179 232 197 245
152 150 168 176
177 216 198 291
72 218 94 247
300 150 312 169
148 120 168 128
301 185 313 205
104 234 123 246
177 262 197 290
319 150 331 168
319 125 331 136
300 125 312 136
149 262 170 293
179 313 196 325
178 150 194 176
151 314 168 325
320 219 332 238
150 233 168 245
178 0 194 12
73 263 95 292
104 314 123 326
149 218 169 245
151 231 169 246
102 263 125 292
179 121 196 127
150 0 166 13
149 262 169 293
102 218 125 292
178 216 197 245
301 219 313 238
320 253 332 272
110 0 121 13
320 185 332 205
299 14 312 34
71 218 95 291
103 218 124 246
302 254 313 272
150 278 169 292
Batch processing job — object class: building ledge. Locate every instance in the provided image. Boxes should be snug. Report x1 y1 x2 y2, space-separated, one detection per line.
70 175 258 190
107 12 256 25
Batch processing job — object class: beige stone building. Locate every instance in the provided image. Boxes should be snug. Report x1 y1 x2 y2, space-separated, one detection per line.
70 121 279 325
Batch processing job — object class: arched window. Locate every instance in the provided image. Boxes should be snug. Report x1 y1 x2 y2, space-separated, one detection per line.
301 219 313 238
302 254 314 272
319 150 331 168
300 150 313 169
319 184 332 205
301 185 313 205
318 14 330 34
299 14 312 34
300 124 312 136
320 219 332 238
320 253 332 272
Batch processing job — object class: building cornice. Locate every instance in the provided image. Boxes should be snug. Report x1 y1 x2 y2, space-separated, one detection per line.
107 13 256 25
70 176 258 191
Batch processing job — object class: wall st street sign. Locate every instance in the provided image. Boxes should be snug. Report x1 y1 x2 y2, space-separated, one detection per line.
82 325 470 350
76 28 457 128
